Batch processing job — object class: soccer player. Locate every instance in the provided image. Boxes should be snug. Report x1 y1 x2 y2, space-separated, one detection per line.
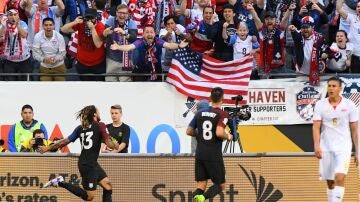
312 77 358 202
39 105 119 202
186 87 233 202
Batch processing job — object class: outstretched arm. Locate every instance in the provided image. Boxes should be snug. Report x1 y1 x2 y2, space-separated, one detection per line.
38 138 71 153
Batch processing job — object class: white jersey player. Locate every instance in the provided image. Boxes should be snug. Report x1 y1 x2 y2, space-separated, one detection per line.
312 77 358 202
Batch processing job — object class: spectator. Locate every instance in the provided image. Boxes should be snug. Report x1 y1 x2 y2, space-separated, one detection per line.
92 0 109 24
21 0 65 47
110 25 188 81
0 139 8 152
7 0 28 22
208 4 237 62
226 22 259 60
0 9 32 81
61 8 106 81
186 5 215 55
336 0 360 73
289 16 327 85
103 4 137 82
322 30 353 73
293 0 328 33
7 104 48 152
32 17 66 81
128 0 156 38
159 15 185 72
249 4 295 77
20 129 54 152
180 0 211 24
154 0 178 34
229 0 263 38
62 0 88 23
101 104 130 153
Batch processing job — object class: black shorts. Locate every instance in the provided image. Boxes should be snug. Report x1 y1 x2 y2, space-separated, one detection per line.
78 162 108 191
195 159 225 184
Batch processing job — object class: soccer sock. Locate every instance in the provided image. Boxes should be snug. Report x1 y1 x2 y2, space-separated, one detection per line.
58 182 88 200
193 188 204 197
203 184 222 199
327 188 333 202
332 186 345 202
103 189 112 202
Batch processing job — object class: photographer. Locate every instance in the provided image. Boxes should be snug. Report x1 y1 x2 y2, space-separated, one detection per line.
20 129 53 152
61 8 106 81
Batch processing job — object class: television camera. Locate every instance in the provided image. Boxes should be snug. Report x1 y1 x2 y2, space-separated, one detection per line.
223 95 251 153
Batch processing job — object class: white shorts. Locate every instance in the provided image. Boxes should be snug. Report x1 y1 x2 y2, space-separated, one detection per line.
319 151 351 180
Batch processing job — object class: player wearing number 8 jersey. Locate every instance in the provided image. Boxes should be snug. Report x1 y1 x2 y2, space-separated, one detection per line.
39 105 119 202
186 87 233 202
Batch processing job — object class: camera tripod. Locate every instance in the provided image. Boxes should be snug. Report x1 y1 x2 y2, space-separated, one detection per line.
223 95 245 153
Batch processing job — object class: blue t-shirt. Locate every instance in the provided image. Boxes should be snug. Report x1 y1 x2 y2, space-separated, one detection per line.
132 37 166 73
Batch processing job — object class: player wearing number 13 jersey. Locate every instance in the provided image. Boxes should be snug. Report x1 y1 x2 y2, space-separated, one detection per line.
186 87 233 202
39 105 119 202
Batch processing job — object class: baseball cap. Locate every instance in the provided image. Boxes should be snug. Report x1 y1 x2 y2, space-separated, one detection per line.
196 100 210 111
263 11 276 19
301 16 315 27
84 8 97 18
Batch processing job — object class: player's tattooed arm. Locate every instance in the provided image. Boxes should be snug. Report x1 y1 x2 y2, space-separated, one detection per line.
38 138 71 153
105 138 119 151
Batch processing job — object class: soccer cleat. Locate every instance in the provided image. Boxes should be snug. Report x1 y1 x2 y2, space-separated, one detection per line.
193 194 205 202
43 176 64 188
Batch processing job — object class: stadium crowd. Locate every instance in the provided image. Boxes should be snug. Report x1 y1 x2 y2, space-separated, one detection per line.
0 0 357 82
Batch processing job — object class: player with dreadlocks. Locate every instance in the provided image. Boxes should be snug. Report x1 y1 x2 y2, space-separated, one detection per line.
39 105 119 202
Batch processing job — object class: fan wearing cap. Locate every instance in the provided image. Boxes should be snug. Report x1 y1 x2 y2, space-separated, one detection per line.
288 16 326 85
296 0 328 33
0 9 32 81
248 2 295 77
337 0 360 73
61 8 106 81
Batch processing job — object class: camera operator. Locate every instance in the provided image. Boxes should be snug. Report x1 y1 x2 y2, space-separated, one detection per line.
20 129 54 152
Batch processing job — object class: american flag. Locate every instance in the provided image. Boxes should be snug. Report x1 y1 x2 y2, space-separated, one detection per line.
166 48 253 104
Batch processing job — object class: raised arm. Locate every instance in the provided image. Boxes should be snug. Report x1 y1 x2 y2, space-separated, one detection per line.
336 0 348 20
280 3 296 29
248 4 263 30
21 0 33 18
180 0 190 18
61 16 83 33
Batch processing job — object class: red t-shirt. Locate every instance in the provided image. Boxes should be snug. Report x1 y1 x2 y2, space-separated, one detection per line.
73 22 105 66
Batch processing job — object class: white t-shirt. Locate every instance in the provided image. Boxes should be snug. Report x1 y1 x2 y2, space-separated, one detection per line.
313 97 358 152
27 5 63 47
32 30 66 68
327 42 353 71
233 35 253 60
345 14 360 56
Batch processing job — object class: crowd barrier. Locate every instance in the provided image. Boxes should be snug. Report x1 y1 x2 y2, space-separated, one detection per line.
0 153 358 202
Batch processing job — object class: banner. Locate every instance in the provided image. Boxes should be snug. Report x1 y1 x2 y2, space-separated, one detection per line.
0 154 358 201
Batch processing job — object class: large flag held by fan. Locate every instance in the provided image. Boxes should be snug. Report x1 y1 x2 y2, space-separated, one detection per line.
166 48 253 104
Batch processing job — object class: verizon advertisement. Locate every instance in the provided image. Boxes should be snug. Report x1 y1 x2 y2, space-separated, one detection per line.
0 155 358 201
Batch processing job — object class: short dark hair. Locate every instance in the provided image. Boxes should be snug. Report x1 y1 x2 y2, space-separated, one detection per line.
42 17 54 25
22 104 33 112
33 129 44 138
163 15 178 25
327 77 342 86
203 6 214 14
223 4 235 12
143 25 155 32
210 87 224 103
